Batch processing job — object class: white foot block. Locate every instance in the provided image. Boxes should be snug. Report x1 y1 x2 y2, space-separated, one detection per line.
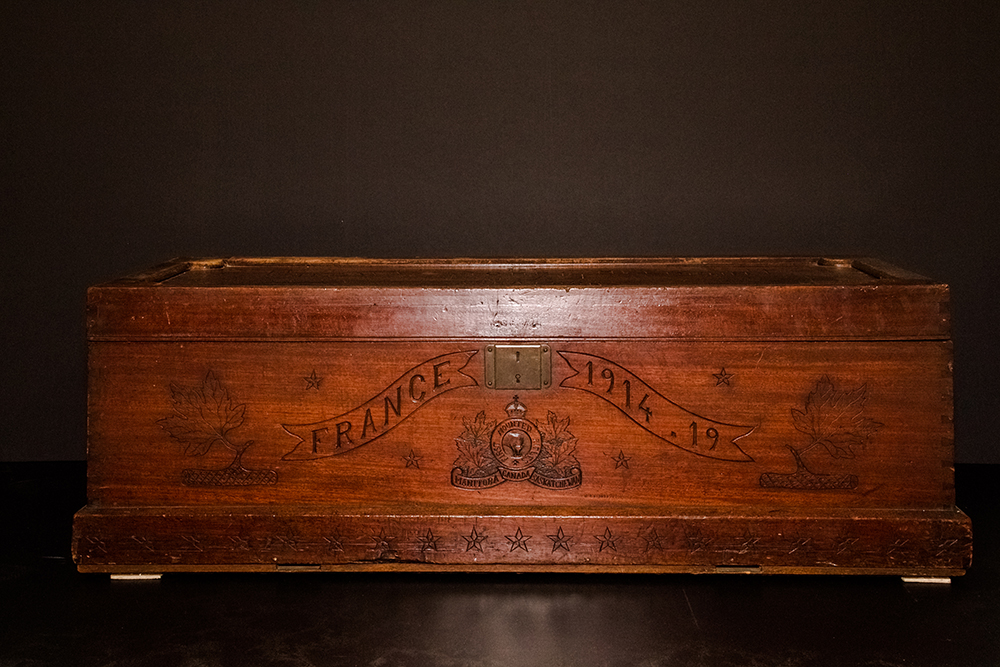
901 576 952 585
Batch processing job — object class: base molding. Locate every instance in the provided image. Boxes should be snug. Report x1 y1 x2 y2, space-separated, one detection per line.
73 504 971 576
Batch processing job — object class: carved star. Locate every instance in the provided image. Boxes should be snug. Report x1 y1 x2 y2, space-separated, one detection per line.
86 537 107 555
611 450 631 470
736 528 760 555
402 449 422 469
229 536 251 551
323 534 344 552
506 527 531 553
180 535 203 552
935 538 959 558
131 536 155 552
685 529 713 554
547 526 572 553
417 528 440 553
642 528 664 553
888 538 909 554
787 536 812 555
463 526 488 553
835 536 859 555
277 535 304 552
713 368 734 386
372 528 396 558
305 370 322 390
595 527 618 553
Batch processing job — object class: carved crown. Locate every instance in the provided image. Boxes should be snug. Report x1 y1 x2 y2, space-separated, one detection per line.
505 395 527 419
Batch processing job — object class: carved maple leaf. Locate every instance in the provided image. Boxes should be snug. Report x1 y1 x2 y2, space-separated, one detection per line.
462 410 495 443
540 410 579 472
454 410 495 472
157 371 246 456
791 376 882 459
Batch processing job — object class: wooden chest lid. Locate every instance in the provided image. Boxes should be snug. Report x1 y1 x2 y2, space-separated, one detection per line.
88 257 948 341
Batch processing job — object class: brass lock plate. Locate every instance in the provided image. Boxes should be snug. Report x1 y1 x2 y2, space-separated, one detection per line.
485 344 551 390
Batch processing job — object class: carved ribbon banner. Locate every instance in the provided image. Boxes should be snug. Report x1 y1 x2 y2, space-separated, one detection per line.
282 351 478 460
558 351 755 462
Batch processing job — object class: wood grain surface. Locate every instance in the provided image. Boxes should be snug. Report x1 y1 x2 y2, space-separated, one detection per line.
73 257 970 575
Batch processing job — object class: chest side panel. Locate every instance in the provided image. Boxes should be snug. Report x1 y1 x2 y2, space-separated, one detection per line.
86 340 953 510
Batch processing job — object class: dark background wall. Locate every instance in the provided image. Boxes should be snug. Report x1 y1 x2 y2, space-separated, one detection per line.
2 1 997 462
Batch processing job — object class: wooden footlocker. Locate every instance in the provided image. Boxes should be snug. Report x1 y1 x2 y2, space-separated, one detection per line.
72 257 972 576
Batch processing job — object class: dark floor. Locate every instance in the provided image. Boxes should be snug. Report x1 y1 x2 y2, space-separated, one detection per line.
1 463 997 667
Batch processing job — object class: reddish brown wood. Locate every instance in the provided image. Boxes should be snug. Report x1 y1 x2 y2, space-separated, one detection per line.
72 257 970 575
88 257 949 341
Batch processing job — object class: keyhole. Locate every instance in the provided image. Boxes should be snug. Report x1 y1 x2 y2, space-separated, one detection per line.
515 373 521 384
515 351 520 362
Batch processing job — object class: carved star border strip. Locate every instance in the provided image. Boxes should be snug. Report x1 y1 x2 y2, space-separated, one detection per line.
77 520 971 569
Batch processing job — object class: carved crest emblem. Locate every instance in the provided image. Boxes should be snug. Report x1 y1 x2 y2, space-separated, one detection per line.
451 396 583 490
